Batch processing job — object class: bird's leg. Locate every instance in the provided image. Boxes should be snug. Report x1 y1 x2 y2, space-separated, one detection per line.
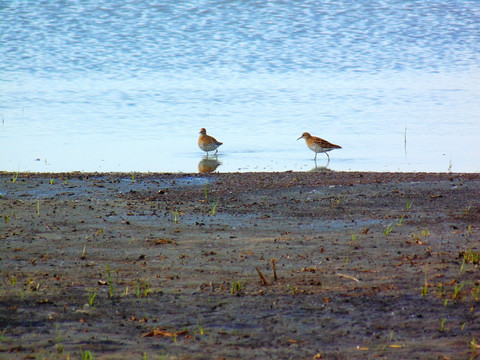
326 152 330 161
314 152 317 161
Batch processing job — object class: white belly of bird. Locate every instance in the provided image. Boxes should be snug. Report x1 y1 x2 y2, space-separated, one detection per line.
200 141 219 152
308 143 332 153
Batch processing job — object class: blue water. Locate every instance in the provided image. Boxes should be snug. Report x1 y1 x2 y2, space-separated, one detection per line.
1 0 480 173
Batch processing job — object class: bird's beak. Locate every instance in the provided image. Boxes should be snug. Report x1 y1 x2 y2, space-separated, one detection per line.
297 136 303 140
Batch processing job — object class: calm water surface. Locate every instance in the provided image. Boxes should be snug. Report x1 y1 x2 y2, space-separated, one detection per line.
1 1 479 173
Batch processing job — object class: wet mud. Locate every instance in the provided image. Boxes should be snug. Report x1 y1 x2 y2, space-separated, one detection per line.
1 171 480 359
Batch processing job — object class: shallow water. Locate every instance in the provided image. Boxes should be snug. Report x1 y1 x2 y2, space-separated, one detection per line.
1 1 479 173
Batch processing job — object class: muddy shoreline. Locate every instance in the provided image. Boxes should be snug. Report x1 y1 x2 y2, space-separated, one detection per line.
1 171 480 359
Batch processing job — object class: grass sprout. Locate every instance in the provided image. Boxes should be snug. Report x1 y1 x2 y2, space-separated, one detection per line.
463 249 480 265
453 282 465 300
464 205 471 216
105 264 114 298
231 280 246 296
286 284 298 295
211 200 218 216
349 231 358 247
80 350 94 360
197 320 205 335
421 265 428 296
471 337 479 360
204 182 209 200
439 318 446 332
88 290 97 306
405 199 413 211
472 284 480 302
136 279 151 298
385 223 395 237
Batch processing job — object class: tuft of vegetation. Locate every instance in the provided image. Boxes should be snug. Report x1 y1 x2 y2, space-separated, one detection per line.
203 182 209 200
231 280 246 296
462 249 480 265
452 282 465 300
421 265 429 296
211 200 218 216
80 349 95 360
384 223 395 237
105 264 114 298
88 290 97 306
439 318 446 332
136 279 151 299
405 199 413 211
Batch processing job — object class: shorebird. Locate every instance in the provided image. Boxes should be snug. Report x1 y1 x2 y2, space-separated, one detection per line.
297 132 341 161
198 128 223 156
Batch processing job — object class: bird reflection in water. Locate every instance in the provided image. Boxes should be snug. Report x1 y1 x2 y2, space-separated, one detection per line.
309 159 334 173
198 157 222 173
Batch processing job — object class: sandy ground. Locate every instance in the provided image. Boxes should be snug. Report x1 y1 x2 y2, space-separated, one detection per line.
1 171 480 360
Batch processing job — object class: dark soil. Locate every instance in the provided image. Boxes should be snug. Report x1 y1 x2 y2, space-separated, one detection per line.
1 171 480 359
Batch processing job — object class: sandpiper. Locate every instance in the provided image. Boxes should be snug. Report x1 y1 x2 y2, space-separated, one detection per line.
198 128 223 156
297 132 341 161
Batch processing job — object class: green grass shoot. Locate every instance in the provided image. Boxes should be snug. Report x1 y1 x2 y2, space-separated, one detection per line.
286 284 298 295
81 244 87 259
136 279 151 298
36 201 40 216
88 290 97 306
349 231 358 247
439 318 446 332
80 350 94 360
231 280 246 295
204 182 209 200
471 284 480 302
463 249 480 264
421 265 428 296
11 172 19 183
453 282 465 300
385 223 395 237
470 337 478 360
405 199 413 211
211 200 218 215
197 320 205 335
